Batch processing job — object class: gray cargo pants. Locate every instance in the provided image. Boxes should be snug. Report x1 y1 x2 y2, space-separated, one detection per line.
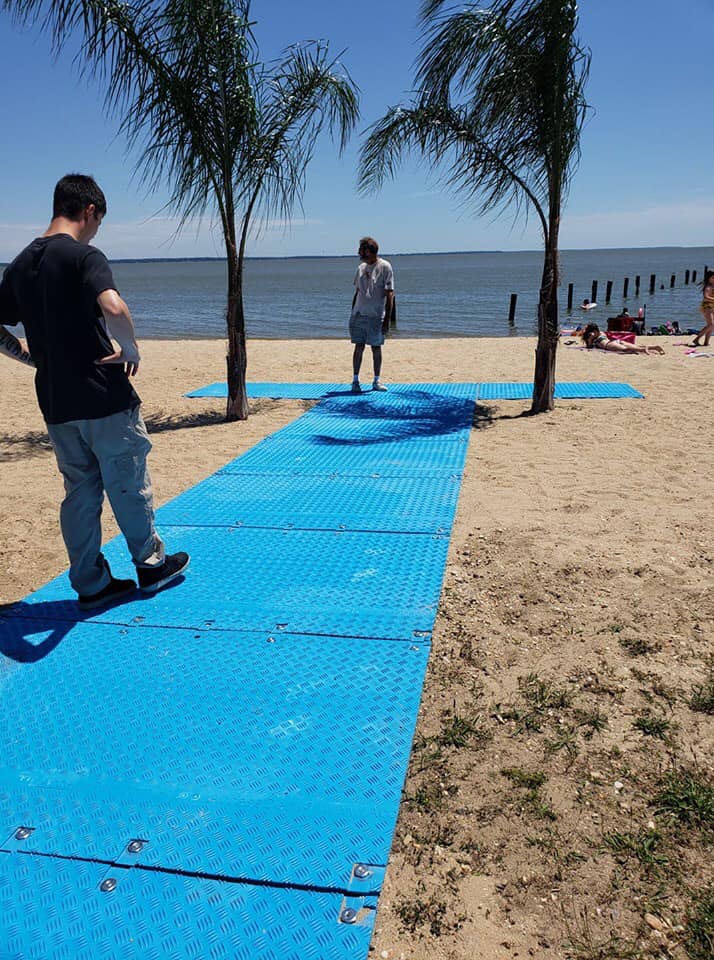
47 406 165 596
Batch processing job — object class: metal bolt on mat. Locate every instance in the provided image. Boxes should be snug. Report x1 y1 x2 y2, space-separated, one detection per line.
127 840 145 854
340 908 358 925
353 864 372 879
99 878 117 893
14 827 32 841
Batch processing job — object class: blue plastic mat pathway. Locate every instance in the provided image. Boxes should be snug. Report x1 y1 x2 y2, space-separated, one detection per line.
0 385 474 959
186 380 644 400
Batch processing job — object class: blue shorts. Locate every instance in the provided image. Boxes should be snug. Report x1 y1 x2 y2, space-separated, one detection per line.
349 312 384 346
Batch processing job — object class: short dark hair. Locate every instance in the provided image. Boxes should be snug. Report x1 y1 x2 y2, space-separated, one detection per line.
53 174 107 220
359 236 378 254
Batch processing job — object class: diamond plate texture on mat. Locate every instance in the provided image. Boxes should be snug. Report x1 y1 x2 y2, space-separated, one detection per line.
241 382 346 399
8 527 449 637
0 779 397 891
315 390 475 414
185 381 479 400
0 381 475 956
0 621 428 887
553 381 643 399
0 622 427 808
275 416 471 447
158 472 460 533
477 381 643 400
221 436 469 477
186 380 230 397
0 852 374 960
476 382 532 400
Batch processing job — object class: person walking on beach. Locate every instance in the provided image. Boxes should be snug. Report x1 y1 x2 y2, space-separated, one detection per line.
691 269 714 347
349 236 394 392
0 173 189 609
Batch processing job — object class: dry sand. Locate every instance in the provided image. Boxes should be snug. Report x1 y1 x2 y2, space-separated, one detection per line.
1 336 712 959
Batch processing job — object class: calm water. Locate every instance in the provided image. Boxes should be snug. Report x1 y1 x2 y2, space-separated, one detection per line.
14 246 714 339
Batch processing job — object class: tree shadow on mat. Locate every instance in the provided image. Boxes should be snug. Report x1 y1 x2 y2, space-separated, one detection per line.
313 394 479 446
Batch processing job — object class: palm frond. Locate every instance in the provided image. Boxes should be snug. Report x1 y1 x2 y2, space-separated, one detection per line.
359 101 546 235
238 41 359 235
361 0 589 240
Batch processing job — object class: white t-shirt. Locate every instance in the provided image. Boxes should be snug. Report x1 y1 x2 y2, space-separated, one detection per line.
352 258 394 319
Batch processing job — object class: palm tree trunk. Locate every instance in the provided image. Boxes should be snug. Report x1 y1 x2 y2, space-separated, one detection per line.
225 241 249 422
531 219 560 414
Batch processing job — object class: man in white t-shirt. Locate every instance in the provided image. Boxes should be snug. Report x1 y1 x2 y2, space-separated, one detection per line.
349 236 394 392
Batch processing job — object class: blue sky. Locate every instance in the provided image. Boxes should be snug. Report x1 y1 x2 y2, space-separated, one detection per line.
0 0 711 260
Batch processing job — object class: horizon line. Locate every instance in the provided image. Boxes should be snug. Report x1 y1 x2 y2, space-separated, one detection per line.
107 243 713 265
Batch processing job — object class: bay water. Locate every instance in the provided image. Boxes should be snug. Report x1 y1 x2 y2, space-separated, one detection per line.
32 245 714 339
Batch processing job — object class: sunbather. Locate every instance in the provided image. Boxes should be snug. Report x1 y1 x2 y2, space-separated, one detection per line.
582 323 665 355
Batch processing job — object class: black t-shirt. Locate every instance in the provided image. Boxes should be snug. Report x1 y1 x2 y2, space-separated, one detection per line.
0 234 140 424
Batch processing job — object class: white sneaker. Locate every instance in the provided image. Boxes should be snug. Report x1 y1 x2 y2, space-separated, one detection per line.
372 381 387 392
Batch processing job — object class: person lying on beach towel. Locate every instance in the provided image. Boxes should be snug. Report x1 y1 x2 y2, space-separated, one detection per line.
583 323 665 355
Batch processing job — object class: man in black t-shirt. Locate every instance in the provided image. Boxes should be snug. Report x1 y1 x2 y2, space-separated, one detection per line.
0 173 188 608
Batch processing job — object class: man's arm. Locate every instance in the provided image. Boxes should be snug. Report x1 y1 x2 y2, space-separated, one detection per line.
96 289 141 376
0 324 34 367
382 290 394 332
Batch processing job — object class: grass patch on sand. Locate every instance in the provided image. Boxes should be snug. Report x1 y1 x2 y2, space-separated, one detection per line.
633 712 672 739
500 672 573 733
686 885 714 960
690 661 714 715
654 769 714 829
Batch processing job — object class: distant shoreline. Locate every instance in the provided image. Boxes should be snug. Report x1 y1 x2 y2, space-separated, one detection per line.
2 244 711 269
109 244 713 265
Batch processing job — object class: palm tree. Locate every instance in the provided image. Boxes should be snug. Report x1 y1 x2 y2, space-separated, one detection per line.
5 0 359 420
359 0 589 413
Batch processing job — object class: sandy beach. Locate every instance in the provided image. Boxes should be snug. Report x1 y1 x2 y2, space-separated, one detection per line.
1 335 712 958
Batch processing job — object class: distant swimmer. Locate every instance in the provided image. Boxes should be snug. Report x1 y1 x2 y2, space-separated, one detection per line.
579 298 597 311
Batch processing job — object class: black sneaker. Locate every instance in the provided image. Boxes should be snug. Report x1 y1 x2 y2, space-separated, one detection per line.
78 576 137 610
137 552 190 594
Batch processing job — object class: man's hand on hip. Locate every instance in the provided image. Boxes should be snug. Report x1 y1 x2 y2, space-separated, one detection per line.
96 349 140 377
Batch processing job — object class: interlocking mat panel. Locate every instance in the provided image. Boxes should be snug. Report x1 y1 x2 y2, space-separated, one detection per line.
0 385 475 959
185 381 479 399
476 381 644 400
185 380 643 400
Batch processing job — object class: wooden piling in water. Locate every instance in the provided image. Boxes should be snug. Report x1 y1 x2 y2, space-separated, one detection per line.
591 280 598 303
623 277 629 299
692 270 697 283
685 269 690 284
670 274 676 288
508 293 517 326
567 283 573 311
605 280 613 303
635 274 641 295
649 274 656 294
